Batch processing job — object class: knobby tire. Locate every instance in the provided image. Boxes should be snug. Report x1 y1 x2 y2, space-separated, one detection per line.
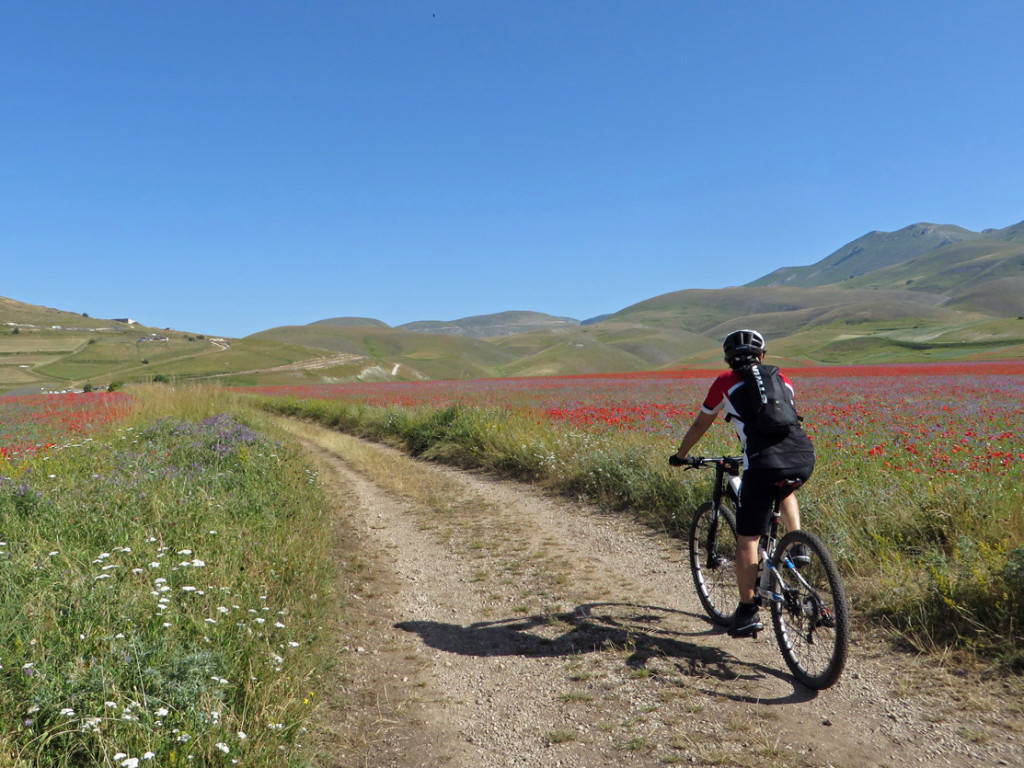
689 501 738 627
770 530 850 689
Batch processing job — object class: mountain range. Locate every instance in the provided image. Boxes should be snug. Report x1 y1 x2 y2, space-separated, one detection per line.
2 219 1023 393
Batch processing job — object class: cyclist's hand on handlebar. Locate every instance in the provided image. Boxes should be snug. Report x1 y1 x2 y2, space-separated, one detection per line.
669 454 699 468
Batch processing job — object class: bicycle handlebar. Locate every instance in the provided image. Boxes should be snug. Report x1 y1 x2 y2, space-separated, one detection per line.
668 455 742 470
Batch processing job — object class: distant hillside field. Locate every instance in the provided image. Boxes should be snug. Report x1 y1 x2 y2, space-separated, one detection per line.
2 217 1022 393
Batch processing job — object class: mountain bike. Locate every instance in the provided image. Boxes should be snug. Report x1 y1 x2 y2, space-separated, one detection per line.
682 456 850 689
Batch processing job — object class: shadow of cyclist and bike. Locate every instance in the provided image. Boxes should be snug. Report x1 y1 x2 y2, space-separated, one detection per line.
396 602 817 703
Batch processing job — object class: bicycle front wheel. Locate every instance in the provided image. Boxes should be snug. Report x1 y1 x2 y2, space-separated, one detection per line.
770 531 850 689
689 501 738 626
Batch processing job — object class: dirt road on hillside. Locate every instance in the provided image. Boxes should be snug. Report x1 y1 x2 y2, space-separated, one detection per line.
279 420 1023 768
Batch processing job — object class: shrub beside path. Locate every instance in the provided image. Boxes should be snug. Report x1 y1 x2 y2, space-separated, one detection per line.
279 419 1023 768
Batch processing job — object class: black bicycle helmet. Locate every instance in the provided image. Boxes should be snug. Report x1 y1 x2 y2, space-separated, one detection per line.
723 329 766 368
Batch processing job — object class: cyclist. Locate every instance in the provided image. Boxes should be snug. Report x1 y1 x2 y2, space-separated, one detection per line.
670 329 815 637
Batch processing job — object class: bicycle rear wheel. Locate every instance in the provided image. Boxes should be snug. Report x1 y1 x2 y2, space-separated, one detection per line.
689 501 738 626
770 531 850 689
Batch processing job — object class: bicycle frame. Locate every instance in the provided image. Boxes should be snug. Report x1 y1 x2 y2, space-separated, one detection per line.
699 459 800 608
754 481 800 607
750 476 840 649
697 456 741 566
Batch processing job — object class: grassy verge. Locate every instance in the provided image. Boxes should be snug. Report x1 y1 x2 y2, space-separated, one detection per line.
257 398 698 516
258 396 1024 671
0 386 337 766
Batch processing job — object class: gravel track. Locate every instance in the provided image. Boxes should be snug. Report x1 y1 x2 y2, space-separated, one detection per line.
283 421 1023 768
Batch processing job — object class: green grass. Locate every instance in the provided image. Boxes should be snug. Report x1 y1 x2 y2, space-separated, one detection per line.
0 297 117 331
153 338 328 378
495 332 651 377
0 337 85 355
0 389 336 766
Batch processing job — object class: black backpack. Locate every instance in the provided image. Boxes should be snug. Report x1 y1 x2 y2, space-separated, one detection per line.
730 364 802 436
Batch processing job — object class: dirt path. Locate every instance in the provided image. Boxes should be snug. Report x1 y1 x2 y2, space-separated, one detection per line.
280 420 1023 768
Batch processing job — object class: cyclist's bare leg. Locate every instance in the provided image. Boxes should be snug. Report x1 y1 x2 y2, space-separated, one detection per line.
736 534 759 603
781 493 801 532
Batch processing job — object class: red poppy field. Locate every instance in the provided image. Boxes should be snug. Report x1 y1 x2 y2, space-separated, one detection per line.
245 361 1024 479
0 391 132 460
6 363 1021 481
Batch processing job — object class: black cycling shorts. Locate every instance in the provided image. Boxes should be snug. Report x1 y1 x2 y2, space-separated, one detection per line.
736 463 815 537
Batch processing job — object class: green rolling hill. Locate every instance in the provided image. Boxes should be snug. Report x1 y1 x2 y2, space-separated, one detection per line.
3 217 1022 393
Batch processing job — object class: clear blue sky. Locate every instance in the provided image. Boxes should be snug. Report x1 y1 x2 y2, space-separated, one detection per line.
3 1 1022 338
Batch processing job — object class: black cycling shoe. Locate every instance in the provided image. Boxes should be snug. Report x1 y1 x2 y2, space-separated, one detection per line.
728 603 763 638
790 543 811 569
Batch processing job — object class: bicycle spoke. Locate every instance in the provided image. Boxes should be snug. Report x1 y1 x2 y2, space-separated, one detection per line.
770 531 850 689
689 501 737 627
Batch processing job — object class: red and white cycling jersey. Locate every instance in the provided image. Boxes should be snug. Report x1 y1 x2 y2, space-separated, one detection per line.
699 369 812 469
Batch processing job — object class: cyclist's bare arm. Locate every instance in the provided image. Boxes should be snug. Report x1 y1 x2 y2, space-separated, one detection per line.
674 410 716 460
